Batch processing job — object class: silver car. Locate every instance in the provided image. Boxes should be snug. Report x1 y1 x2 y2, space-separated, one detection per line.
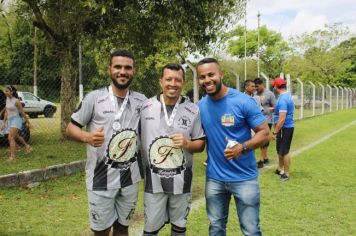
18 92 57 118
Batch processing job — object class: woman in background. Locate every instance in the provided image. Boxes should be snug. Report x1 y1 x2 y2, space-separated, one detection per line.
2 85 32 161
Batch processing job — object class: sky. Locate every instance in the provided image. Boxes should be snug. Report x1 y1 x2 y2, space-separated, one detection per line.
244 0 356 39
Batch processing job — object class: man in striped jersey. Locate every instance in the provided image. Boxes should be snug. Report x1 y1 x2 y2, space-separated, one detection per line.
140 63 205 236
66 50 146 236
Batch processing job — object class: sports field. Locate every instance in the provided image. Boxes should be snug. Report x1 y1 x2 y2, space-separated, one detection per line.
0 109 355 235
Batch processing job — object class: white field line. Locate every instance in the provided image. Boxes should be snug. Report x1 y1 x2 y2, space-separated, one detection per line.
130 120 356 236
262 120 356 172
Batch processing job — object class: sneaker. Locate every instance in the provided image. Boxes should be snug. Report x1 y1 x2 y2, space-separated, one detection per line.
274 169 283 175
257 160 264 168
280 174 289 181
263 159 270 164
203 161 207 166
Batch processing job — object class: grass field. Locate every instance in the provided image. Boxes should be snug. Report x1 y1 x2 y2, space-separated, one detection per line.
0 109 355 235
0 115 86 175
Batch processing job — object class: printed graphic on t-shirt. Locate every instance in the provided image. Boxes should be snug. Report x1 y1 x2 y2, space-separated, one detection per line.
105 129 137 169
221 114 234 127
149 136 184 177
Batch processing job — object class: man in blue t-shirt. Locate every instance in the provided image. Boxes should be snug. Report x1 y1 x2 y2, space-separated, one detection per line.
272 78 295 181
196 58 270 236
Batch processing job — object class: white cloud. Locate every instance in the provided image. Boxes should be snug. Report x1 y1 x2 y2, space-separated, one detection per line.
241 0 356 39
283 10 329 37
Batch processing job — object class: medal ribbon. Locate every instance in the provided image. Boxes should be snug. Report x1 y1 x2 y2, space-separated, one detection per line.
161 94 181 129
109 85 129 122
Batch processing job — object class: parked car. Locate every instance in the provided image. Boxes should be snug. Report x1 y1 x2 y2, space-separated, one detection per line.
0 89 30 146
17 91 57 118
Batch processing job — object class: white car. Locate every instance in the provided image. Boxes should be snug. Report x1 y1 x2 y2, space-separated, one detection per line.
18 92 57 118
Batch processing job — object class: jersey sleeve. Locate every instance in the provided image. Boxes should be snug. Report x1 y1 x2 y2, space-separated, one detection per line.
71 92 95 127
191 109 206 141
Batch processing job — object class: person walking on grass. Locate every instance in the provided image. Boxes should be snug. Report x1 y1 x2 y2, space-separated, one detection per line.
254 78 276 168
66 49 147 236
0 85 32 162
196 58 269 236
272 77 294 181
140 63 205 236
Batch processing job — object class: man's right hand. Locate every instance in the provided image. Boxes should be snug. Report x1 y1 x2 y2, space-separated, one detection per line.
86 127 105 147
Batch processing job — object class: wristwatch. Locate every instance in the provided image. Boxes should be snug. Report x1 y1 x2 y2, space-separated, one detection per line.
241 142 249 154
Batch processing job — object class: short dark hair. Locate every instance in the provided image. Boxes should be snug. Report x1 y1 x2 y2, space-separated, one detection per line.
244 79 255 88
161 63 185 80
109 49 135 65
254 77 264 85
196 57 220 69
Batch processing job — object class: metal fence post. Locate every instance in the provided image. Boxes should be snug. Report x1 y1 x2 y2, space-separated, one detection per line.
231 70 240 91
334 86 339 110
340 87 344 110
327 84 332 112
308 81 316 116
318 82 325 114
297 78 304 119
260 72 270 91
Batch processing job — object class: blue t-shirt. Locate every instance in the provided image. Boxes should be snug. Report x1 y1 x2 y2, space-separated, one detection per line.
198 88 266 182
274 92 294 128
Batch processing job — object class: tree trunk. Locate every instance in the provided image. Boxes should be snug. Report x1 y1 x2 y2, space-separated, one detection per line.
60 44 78 138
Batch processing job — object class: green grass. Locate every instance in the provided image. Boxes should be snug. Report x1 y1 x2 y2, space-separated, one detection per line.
0 109 355 235
0 115 86 175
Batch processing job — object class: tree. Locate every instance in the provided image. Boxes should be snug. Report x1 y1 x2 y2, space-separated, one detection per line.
19 0 247 137
284 23 355 86
226 25 289 77
337 37 356 87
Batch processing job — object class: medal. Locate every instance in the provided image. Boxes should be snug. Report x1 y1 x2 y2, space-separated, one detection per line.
161 95 181 135
166 126 174 134
112 121 121 131
109 86 129 131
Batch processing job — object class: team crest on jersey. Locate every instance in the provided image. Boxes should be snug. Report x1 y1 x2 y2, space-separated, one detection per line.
178 116 191 129
221 114 234 126
149 136 185 178
105 129 137 169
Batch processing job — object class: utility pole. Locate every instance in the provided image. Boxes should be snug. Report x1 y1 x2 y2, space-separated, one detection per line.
79 42 83 101
33 27 38 96
244 8 247 80
257 11 261 77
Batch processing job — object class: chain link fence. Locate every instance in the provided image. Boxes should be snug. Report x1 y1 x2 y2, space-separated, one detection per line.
1 41 356 147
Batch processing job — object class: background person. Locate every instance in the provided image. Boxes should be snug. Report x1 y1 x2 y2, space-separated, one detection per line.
1 85 31 161
196 58 269 236
272 77 295 181
140 63 205 236
254 77 276 168
244 79 263 112
66 49 147 236
243 79 256 96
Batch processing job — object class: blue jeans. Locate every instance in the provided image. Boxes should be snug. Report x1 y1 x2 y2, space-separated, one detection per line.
205 177 261 236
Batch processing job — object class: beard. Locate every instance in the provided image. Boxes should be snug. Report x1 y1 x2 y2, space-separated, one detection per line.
111 76 133 90
205 79 222 97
